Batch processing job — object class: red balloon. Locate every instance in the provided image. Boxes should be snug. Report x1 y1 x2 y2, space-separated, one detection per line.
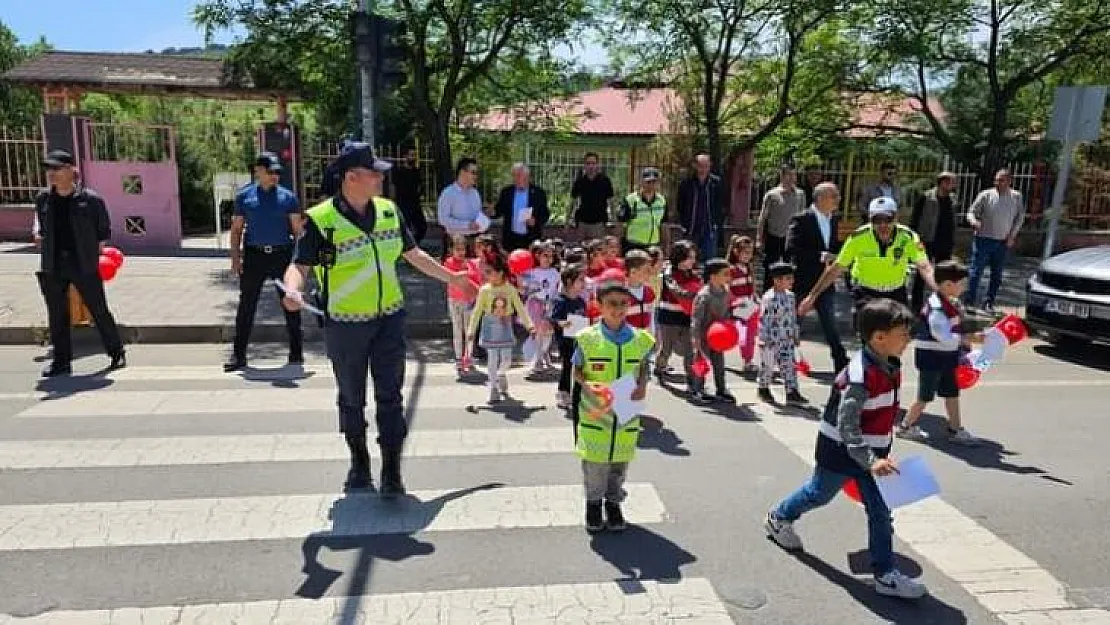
586 299 601 319
843 479 862 503
508 249 533 275
101 246 124 268
706 321 740 352
795 358 812 376
995 314 1027 345
680 299 694 316
97 255 118 281
692 354 710 378
955 364 980 390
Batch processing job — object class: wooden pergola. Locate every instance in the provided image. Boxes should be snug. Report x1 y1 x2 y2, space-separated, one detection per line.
3 50 298 121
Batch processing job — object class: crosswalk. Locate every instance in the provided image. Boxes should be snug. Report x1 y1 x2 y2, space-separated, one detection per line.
0 359 735 624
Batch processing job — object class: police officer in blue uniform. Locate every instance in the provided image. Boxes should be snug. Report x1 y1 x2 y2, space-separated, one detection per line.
225 153 304 371
281 142 474 496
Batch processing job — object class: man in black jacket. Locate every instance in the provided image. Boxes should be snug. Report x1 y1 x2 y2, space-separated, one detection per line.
786 181 847 371
34 150 125 377
492 163 549 251
909 171 958 312
677 152 726 261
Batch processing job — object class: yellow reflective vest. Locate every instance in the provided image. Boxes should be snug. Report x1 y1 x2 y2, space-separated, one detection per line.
576 324 656 463
624 192 666 246
307 197 405 321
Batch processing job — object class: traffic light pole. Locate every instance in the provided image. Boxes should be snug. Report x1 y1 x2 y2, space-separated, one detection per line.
355 0 376 146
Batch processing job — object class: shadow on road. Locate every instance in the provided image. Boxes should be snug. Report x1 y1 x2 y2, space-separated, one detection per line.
789 550 970 624
590 524 697 582
638 415 691 456
915 413 1073 485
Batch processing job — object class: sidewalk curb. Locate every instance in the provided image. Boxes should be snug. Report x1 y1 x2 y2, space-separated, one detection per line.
0 320 452 345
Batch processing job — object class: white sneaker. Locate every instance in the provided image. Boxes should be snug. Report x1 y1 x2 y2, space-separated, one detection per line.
948 427 981 446
764 512 803 551
556 391 570 409
896 425 929 441
498 375 508 393
874 569 927 599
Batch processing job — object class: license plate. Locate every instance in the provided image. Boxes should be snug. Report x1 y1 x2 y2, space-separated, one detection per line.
1045 299 1090 318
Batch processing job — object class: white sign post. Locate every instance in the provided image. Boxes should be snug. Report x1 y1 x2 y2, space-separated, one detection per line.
1042 86 1107 260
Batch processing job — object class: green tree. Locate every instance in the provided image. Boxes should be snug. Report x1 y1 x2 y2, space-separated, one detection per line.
871 0 1110 186
604 0 861 169
0 20 48 128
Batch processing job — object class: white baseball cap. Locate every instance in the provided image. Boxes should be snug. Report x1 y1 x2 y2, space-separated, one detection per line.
868 197 898 218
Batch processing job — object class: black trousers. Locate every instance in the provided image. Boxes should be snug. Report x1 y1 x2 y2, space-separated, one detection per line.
38 257 124 365
910 244 952 313
761 234 787 290
851 285 909 329
232 246 302 359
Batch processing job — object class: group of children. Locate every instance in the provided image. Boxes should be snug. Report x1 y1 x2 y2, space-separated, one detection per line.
443 232 984 600
442 232 812 409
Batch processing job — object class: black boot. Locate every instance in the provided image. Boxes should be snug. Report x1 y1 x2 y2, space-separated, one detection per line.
343 433 373 491
379 445 405 499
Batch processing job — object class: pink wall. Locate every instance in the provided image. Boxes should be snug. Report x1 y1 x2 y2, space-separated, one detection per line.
81 161 181 249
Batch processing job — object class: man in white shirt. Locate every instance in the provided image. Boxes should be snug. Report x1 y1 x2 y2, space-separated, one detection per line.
437 158 489 250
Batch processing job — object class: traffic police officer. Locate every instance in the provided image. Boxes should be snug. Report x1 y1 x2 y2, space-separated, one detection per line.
617 167 667 254
281 142 473 496
225 152 304 371
798 197 936 322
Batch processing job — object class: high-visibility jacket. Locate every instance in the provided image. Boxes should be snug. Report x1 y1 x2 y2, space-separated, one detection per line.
624 192 666 246
307 197 405 321
835 224 926 291
576 325 656 464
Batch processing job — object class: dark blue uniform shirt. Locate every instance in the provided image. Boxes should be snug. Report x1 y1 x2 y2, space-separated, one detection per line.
235 183 301 247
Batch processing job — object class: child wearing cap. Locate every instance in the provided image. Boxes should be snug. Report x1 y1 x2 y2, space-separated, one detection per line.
757 261 807 405
573 277 655 534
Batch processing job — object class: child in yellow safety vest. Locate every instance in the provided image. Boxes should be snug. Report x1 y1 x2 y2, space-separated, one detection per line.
573 277 655 534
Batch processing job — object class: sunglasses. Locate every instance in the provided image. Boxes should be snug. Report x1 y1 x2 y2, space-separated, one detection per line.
871 216 894 224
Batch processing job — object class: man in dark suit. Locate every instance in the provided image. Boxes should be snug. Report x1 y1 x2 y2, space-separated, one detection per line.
786 181 848 372
34 149 126 377
493 163 549 251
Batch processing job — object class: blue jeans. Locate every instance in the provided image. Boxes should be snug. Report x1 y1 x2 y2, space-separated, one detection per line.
965 236 1008 307
773 465 894 576
324 311 409 447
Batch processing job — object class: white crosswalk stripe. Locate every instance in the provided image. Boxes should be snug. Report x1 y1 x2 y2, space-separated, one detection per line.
0 359 732 623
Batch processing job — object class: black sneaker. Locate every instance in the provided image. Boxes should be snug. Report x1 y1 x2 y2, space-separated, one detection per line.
604 500 627 531
223 358 246 372
786 390 809 405
691 391 715 405
288 351 304 365
585 501 605 534
108 352 127 371
757 387 775 403
41 361 71 378
715 390 736 403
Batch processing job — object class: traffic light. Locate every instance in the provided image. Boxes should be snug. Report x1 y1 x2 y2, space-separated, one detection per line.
371 14 407 97
257 122 302 198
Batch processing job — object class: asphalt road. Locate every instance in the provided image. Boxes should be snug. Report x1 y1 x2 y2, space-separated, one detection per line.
0 334 1108 624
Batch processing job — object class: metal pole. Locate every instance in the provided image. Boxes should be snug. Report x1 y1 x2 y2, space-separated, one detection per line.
356 0 375 145
1041 141 1074 260
1042 92 1080 260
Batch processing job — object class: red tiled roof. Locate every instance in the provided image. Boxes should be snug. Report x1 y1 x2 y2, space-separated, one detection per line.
468 87 684 136
468 86 943 138
2 51 296 100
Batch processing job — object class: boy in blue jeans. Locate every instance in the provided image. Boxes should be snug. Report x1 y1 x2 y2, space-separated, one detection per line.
765 299 927 599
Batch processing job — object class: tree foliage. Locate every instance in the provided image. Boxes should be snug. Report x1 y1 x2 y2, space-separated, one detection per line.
870 0 1110 183
604 0 863 170
0 20 49 128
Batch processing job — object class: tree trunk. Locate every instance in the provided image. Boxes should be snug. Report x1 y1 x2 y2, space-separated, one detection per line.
980 105 1010 189
431 118 453 194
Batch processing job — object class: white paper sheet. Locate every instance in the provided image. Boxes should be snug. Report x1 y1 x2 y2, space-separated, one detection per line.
475 212 491 231
269 280 324 316
876 455 941 509
565 314 590 337
609 374 645 425
732 298 758 321
979 327 1008 362
514 207 533 234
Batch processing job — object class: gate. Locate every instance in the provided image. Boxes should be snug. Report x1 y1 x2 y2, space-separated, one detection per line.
80 121 181 249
